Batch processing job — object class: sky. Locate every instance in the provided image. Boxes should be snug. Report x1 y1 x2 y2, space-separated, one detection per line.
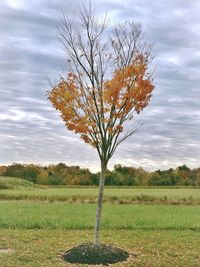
0 0 200 172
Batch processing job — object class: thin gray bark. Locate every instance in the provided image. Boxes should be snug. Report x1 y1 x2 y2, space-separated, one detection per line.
94 160 107 245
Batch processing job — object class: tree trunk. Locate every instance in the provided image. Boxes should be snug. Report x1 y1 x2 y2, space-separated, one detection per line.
94 161 106 245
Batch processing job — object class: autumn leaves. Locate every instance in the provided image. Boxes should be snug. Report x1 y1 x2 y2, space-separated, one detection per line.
48 52 154 149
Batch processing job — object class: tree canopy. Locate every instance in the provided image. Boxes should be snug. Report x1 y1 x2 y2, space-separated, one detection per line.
48 6 154 165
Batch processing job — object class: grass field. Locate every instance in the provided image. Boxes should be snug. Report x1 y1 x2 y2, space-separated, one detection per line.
0 185 200 266
1 186 200 204
1 229 200 267
0 202 200 231
0 176 34 189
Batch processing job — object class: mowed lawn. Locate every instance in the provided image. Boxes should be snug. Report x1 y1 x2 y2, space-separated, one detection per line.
0 202 200 230
1 229 200 267
0 187 200 266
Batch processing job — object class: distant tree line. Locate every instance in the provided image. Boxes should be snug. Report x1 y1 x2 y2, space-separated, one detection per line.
0 163 200 186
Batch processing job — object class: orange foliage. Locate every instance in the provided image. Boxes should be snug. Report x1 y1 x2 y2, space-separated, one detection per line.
48 54 154 148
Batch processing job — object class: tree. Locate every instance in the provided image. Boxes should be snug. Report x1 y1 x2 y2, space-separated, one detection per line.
48 5 155 245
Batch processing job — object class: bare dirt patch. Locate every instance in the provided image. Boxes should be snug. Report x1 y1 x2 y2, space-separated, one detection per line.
0 248 14 254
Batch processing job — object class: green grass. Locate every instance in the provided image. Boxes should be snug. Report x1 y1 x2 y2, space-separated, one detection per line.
0 201 200 231
2 186 200 198
0 229 200 266
0 177 34 190
0 187 200 204
1 187 200 266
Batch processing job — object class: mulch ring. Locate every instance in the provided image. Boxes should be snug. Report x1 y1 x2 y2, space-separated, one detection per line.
62 243 136 266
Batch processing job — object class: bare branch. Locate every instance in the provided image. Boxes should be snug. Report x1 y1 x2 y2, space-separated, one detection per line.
49 5 155 164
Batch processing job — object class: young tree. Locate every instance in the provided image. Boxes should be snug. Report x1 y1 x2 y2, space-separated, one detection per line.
48 5 155 245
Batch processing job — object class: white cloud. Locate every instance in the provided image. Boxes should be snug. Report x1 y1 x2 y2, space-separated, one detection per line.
4 0 25 9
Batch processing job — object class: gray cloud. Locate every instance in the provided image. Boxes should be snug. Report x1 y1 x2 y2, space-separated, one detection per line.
0 0 200 172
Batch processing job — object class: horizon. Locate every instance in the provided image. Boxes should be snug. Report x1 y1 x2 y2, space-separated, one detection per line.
0 161 198 173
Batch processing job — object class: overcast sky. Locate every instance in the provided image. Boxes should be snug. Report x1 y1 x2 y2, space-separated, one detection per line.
0 0 200 172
